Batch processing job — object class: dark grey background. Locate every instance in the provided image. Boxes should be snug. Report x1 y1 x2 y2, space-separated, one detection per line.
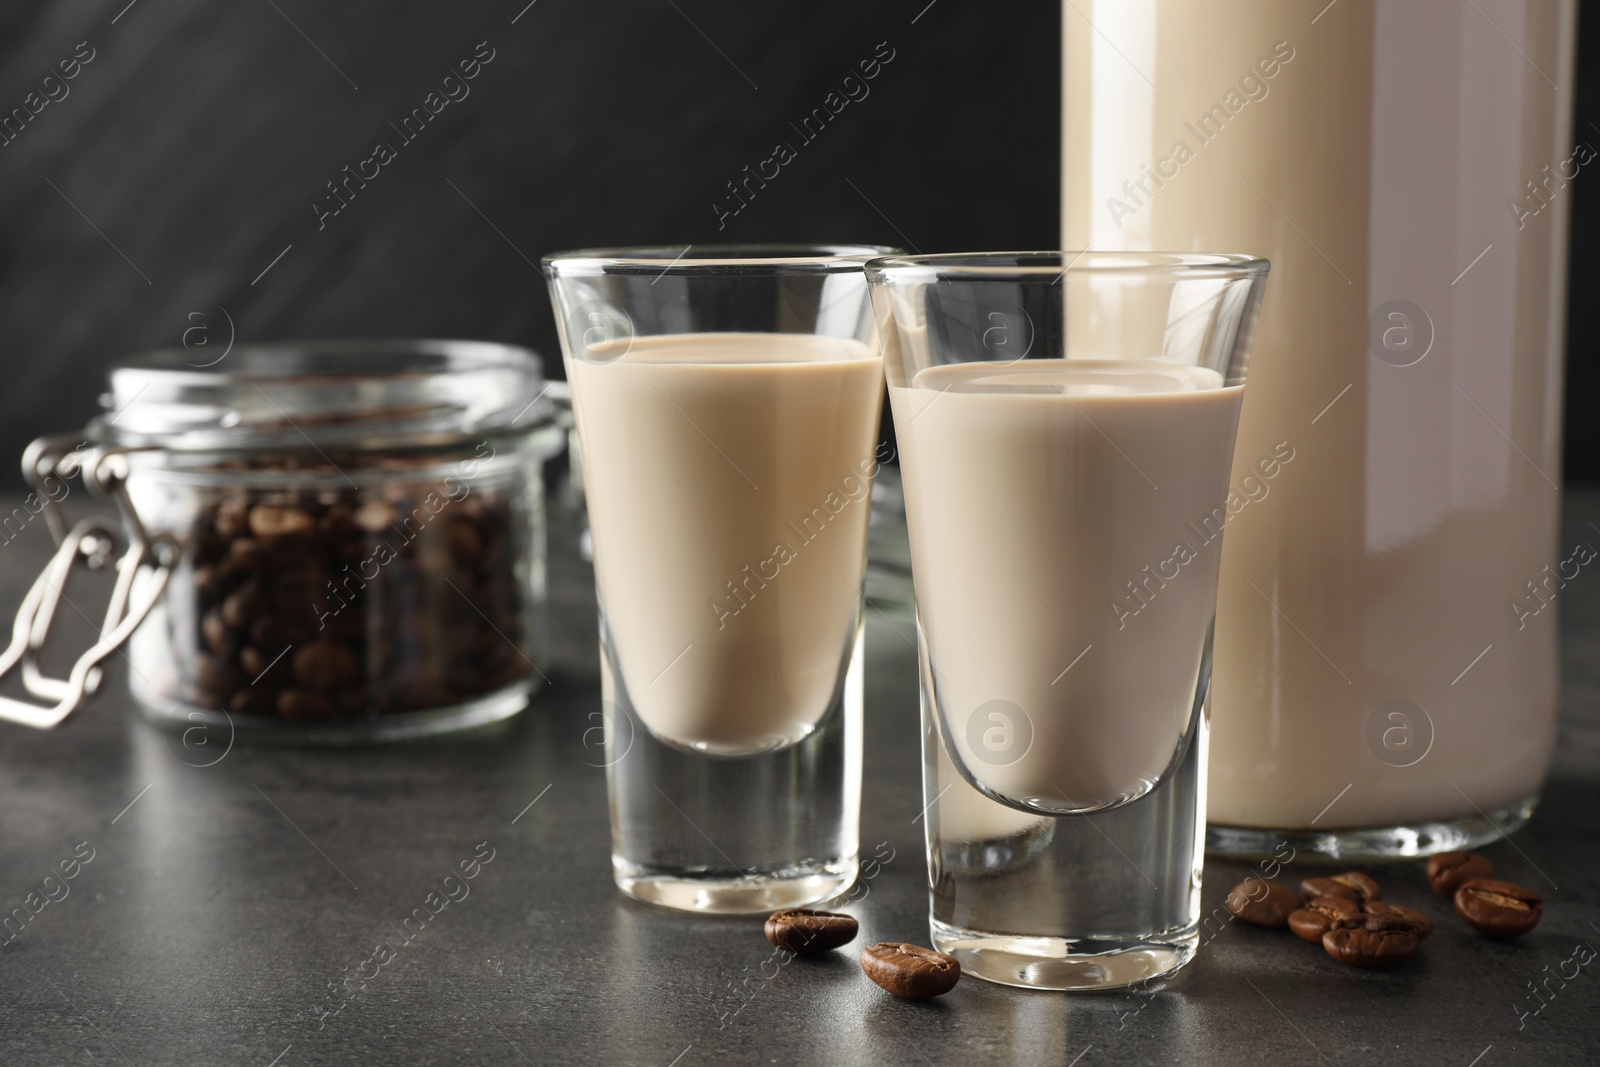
0 0 1057 487
0 0 1595 484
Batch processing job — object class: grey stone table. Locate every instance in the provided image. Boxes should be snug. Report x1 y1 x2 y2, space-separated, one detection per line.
0 485 1596 1067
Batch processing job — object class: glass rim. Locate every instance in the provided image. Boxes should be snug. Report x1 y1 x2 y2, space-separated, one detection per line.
542 243 898 277
865 250 1271 281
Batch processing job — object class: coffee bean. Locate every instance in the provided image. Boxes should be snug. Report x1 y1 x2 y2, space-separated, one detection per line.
1288 897 1363 943
202 608 234 655
1455 879 1543 939
294 642 359 690
447 567 482 607
239 646 281 680
1329 871 1381 903
250 614 311 648
249 504 315 549
229 538 268 572
1323 922 1420 967
323 611 366 645
765 909 859 954
1300 877 1363 905
236 646 265 681
449 518 485 562
271 569 324 615
354 500 397 533
230 688 278 716
215 500 251 541
278 689 334 719
221 579 266 628
318 506 355 544
412 538 451 575
1225 877 1303 928
1427 851 1494 896
195 565 222 599
860 942 960 999
1288 913 1331 943
1365 901 1433 940
194 653 240 694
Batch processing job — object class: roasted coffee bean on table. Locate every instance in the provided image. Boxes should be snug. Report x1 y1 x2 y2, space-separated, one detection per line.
1322 916 1422 968
1455 879 1544 939
1299 877 1361 904
164 466 533 726
1288 896 1363 943
1301 874 1374 905
1328 871 1382 904
1225 877 1303 928
860 942 961 1000
1365 901 1433 940
764 909 859 954
1427 851 1496 896
1225 862 1544 968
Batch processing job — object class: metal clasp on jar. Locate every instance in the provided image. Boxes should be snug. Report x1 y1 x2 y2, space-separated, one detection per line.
0 438 178 728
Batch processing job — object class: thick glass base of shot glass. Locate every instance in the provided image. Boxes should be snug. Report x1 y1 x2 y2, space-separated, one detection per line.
930 921 1199 993
605 626 863 916
1206 795 1539 863
925 706 1208 992
614 859 859 914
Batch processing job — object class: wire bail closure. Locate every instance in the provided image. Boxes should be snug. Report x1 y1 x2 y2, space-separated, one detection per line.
0 438 177 729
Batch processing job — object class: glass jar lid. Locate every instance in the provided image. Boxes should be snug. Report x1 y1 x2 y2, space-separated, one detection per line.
95 339 553 454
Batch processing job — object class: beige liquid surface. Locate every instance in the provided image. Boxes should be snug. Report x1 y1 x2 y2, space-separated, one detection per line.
1064 0 1569 828
891 360 1242 810
566 332 883 755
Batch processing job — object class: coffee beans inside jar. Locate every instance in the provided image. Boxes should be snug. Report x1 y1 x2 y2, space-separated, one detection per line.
70 339 562 741
151 457 538 727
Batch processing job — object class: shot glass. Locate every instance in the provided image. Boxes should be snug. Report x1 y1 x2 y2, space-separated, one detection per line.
868 252 1268 989
544 245 891 913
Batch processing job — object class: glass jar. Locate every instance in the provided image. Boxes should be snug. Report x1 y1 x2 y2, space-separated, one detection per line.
14 340 566 743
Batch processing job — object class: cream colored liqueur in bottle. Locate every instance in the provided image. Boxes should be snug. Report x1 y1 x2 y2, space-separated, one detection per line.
1064 0 1574 855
